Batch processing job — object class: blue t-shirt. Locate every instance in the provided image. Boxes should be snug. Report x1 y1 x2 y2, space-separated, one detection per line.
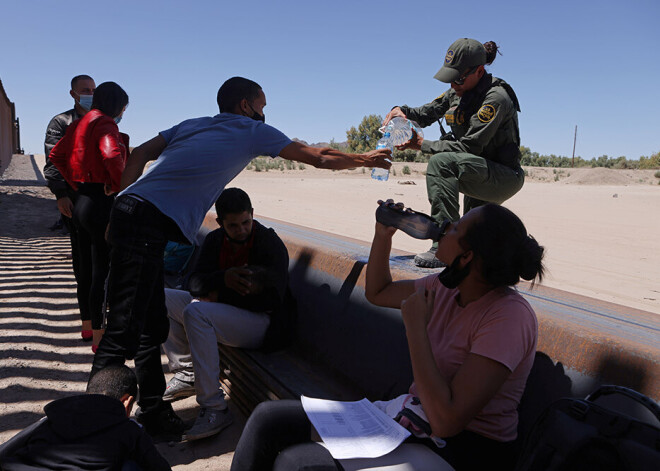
121 113 292 243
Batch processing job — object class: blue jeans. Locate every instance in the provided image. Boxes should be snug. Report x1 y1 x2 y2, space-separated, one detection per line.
91 195 186 415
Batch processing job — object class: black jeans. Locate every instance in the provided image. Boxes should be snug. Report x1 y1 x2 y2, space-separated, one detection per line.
91 194 186 414
72 183 114 329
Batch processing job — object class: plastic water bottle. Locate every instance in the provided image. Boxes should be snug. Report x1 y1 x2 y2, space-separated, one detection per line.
375 202 449 241
371 132 393 181
371 117 424 181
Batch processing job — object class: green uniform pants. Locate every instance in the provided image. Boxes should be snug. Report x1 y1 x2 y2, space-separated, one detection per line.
426 152 524 224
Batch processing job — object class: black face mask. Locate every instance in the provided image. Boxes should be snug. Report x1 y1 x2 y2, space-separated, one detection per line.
437 253 471 289
248 103 265 123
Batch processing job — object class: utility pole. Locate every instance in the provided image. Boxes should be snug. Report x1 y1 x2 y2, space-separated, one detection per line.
571 125 577 168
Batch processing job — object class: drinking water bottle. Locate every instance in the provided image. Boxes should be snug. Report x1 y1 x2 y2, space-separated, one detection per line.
375 202 449 241
371 132 393 181
371 117 424 181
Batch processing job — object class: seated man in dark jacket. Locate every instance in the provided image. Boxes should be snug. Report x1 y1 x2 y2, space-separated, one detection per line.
0 365 170 470
162 187 294 441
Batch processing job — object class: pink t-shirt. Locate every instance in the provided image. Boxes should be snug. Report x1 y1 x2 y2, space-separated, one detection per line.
412 275 538 442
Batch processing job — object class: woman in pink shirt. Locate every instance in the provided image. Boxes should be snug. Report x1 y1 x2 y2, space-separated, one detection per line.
231 203 544 471
364 202 545 469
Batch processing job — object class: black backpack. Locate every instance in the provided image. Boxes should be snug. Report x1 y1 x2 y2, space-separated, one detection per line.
515 385 660 471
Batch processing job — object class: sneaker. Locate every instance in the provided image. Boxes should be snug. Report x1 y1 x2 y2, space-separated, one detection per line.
183 408 233 441
136 405 186 438
163 377 196 402
414 248 447 269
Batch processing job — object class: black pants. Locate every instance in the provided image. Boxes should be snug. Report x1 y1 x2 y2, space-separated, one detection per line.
91 194 186 414
231 400 340 471
60 191 90 324
231 400 518 471
72 184 114 329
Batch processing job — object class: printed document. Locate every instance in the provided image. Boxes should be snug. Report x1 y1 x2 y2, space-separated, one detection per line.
301 395 411 459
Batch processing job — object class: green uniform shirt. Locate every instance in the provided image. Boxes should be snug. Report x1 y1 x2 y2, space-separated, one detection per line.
399 74 521 168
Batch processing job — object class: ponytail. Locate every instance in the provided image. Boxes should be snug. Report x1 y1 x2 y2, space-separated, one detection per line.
483 41 500 66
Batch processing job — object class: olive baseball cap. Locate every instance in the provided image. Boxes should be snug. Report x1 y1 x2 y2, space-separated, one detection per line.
434 38 487 83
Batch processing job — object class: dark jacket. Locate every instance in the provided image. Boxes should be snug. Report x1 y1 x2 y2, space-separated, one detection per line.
188 220 296 350
43 109 80 199
0 394 170 470
49 110 129 193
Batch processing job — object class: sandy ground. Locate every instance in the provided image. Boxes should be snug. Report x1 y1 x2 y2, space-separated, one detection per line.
1 154 659 468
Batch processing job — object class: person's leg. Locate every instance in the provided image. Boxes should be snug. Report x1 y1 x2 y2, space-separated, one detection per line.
425 152 469 225
71 193 94 338
183 302 270 410
458 159 525 212
231 400 316 471
338 443 455 471
182 302 269 440
162 288 195 382
92 197 169 401
274 443 340 471
86 194 113 346
162 288 196 401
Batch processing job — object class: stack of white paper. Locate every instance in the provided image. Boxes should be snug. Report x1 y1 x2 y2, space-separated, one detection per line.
301 395 411 460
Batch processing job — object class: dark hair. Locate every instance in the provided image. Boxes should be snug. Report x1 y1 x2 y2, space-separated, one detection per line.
215 187 253 221
217 77 262 113
462 204 545 287
91 81 129 118
483 41 500 66
86 365 137 401
71 74 93 90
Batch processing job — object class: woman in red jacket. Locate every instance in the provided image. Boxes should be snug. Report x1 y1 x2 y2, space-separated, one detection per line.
50 82 129 351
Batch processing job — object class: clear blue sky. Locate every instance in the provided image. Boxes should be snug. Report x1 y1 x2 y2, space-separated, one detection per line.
2 0 658 160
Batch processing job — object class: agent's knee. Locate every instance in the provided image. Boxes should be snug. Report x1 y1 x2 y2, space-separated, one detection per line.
427 152 460 177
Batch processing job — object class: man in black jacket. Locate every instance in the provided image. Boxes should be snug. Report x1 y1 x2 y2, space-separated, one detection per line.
43 74 96 341
0 366 170 470
161 188 294 441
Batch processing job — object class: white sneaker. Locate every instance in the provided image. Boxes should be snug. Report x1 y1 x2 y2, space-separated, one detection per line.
183 408 233 441
162 377 196 402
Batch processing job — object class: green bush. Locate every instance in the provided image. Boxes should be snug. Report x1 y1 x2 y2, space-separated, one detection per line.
402 165 411 175
654 170 660 179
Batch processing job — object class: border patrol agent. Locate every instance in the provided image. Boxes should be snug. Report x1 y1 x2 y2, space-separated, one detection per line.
385 38 524 268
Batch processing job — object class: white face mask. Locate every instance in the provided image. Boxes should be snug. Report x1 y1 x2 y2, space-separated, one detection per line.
78 94 93 111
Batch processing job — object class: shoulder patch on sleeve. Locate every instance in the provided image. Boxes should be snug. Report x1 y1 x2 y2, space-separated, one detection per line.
477 104 496 123
434 92 445 102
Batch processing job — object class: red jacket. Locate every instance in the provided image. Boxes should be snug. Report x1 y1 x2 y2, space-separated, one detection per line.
49 109 129 193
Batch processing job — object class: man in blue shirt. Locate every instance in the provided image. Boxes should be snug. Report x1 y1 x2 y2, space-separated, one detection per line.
91 76 391 439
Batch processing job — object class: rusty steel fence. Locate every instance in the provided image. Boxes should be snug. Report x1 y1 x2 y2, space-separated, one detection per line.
0 79 22 166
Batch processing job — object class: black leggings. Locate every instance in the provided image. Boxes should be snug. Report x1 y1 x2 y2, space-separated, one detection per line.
72 184 114 330
231 400 518 471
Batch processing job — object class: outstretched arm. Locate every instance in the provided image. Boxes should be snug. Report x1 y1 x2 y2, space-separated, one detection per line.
279 141 391 170
120 135 167 191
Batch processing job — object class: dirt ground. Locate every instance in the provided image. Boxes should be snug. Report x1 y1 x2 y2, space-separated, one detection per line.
0 155 243 470
1 153 659 468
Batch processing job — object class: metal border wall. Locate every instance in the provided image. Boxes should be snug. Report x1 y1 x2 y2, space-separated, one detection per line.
204 213 660 401
0 79 20 165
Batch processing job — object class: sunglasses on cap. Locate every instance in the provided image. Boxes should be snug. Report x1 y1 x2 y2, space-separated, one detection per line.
453 66 479 85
